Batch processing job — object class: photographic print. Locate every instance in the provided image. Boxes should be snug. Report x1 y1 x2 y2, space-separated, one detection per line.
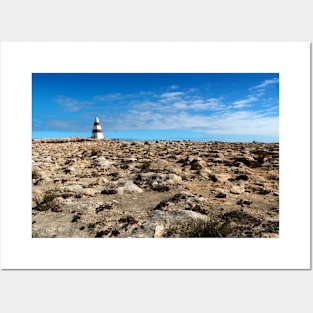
1 42 310 269
32 73 279 239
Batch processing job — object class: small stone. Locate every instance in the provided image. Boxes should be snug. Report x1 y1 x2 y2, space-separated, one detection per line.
190 159 207 170
199 168 212 178
211 173 232 182
230 185 245 194
117 181 144 195
262 233 279 238
154 225 165 238
215 192 227 198
63 184 83 193
258 189 271 195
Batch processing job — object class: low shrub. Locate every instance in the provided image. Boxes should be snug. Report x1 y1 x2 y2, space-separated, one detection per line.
90 147 102 157
163 219 233 238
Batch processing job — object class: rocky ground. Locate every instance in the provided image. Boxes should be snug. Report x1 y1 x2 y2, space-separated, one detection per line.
32 138 279 238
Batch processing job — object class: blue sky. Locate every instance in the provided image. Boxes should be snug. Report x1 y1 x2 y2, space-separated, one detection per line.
32 73 279 142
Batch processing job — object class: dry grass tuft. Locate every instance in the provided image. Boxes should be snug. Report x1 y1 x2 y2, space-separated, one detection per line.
163 219 234 238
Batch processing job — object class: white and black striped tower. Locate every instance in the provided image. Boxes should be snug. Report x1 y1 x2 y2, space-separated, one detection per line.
91 117 104 139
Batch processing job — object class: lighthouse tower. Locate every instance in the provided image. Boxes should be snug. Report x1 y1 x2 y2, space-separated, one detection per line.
91 117 104 139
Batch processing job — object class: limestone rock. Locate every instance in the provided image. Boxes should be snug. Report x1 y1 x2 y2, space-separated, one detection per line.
62 184 83 193
230 185 245 194
154 224 165 238
117 181 144 195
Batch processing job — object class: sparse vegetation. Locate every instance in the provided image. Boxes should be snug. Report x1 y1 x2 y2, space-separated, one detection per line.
262 220 279 233
32 139 279 238
141 160 151 171
90 146 102 157
32 168 40 180
163 219 233 238
33 191 59 211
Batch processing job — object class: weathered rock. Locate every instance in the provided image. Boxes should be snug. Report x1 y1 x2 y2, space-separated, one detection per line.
154 224 165 238
94 157 114 169
215 192 227 198
149 159 170 171
199 168 212 178
96 177 110 185
261 233 279 238
134 172 182 190
62 184 83 193
82 188 99 196
230 185 245 194
117 181 144 195
190 159 207 170
211 173 232 183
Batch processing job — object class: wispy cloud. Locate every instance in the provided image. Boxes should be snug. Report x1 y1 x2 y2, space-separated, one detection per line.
94 93 124 101
94 91 156 102
102 88 278 137
249 77 279 90
34 117 86 132
173 97 224 111
160 91 185 100
106 107 278 137
232 95 257 108
55 96 90 112
44 78 278 138
91 83 278 137
169 85 180 90
204 111 278 136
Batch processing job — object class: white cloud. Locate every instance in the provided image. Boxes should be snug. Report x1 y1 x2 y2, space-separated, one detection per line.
169 85 180 90
160 92 185 99
44 118 84 131
94 91 157 102
172 98 224 111
106 99 278 137
55 96 89 112
94 93 124 101
249 77 279 90
173 101 188 110
52 82 278 138
233 95 257 108
204 111 278 136
187 88 198 93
